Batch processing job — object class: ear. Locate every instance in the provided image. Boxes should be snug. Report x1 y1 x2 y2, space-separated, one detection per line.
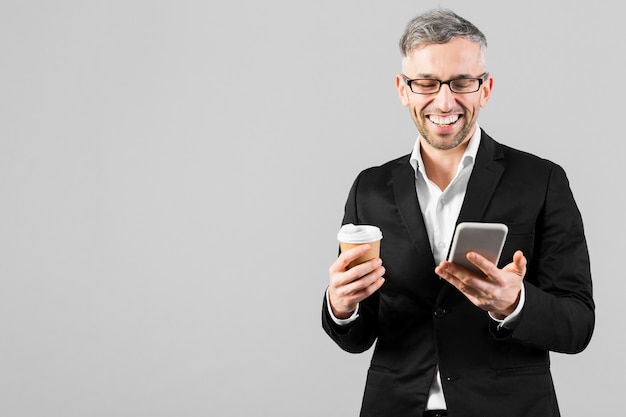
479 75 493 108
396 74 410 107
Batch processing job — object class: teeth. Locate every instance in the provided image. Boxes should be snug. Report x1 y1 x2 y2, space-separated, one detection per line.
429 115 459 125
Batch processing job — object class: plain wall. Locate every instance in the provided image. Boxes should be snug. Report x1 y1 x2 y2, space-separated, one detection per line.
1 1 622 416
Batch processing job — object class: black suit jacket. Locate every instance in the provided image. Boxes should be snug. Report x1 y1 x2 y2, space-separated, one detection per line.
322 130 594 417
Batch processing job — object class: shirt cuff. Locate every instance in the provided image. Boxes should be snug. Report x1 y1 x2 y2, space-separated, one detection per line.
326 287 359 325
489 284 526 330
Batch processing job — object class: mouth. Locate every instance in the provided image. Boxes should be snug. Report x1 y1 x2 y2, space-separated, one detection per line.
428 114 461 126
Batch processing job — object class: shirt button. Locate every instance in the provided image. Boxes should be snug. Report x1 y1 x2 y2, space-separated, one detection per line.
437 241 446 249
434 307 446 318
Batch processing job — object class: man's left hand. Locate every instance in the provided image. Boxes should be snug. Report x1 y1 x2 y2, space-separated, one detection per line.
435 250 527 319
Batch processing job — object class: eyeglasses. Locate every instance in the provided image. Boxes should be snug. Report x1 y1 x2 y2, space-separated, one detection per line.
401 73 489 94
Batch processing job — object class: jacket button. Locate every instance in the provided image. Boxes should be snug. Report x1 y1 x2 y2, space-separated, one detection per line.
434 307 446 318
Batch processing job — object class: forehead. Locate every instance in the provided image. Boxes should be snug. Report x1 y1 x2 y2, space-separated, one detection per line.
403 37 483 77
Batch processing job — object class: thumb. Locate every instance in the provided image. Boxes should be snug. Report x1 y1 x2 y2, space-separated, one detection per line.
513 250 527 277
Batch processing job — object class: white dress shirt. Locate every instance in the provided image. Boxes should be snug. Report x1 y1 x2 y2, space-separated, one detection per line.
327 124 524 410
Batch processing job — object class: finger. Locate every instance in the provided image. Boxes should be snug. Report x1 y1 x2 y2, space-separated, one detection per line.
436 261 494 296
335 260 384 290
332 256 383 287
436 260 474 283
436 261 469 289
330 266 386 309
341 270 386 300
330 244 372 273
465 252 499 281
356 275 385 299
513 250 527 275
331 276 385 318
436 267 483 302
501 250 527 277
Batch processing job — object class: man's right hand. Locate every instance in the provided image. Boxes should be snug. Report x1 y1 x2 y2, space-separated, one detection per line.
328 244 386 319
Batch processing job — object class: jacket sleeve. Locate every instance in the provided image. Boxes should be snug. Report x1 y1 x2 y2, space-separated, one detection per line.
492 164 595 353
321 172 379 353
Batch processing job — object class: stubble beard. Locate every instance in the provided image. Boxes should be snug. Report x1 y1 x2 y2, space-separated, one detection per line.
414 114 474 151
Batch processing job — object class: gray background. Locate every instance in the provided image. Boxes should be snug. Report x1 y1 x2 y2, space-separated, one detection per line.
0 1 621 416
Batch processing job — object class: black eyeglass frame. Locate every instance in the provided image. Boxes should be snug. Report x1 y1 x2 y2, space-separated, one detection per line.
401 72 490 94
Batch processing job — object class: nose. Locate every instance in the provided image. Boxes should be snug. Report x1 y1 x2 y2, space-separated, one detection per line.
433 84 455 112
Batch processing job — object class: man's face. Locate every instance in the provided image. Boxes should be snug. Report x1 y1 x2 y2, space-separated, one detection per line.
396 37 492 151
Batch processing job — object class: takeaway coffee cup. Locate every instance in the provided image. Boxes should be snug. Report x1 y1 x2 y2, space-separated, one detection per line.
337 223 383 269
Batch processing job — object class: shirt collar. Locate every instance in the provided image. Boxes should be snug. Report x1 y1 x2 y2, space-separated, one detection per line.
409 123 482 178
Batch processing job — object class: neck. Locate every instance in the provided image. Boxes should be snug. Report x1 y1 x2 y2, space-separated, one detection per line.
420 139 469 191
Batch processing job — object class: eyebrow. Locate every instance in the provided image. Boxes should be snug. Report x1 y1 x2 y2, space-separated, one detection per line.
411 73 476 79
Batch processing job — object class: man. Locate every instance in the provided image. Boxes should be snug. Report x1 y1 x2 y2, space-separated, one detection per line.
322 8 594 417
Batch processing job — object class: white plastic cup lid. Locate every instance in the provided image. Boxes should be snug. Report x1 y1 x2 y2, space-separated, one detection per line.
337 223 383 244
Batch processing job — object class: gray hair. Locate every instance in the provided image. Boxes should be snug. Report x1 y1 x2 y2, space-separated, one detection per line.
399 8 487 67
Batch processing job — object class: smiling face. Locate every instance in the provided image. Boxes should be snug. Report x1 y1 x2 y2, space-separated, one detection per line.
397 37 493 151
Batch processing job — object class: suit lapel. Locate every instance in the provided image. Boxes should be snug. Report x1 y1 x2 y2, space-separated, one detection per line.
457 131 505 224
391 158 435 265
390 131 505 255
438 131 505 303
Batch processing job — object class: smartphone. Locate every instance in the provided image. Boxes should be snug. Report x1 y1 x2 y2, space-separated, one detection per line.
447 222 508 276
